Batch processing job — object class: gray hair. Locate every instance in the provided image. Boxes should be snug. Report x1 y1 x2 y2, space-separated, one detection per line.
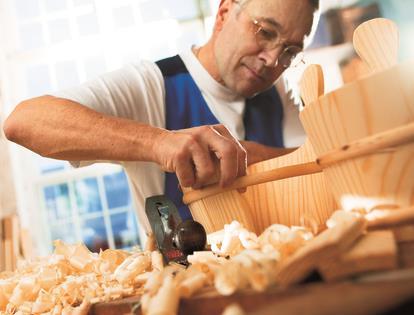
237 0 319 11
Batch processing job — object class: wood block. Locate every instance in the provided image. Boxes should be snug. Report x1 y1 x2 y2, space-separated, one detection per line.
399 242 414 269
318 230 398 281
20 228 34 260
3 216 13 271
393 225 414 243
0 218 4 271
273 217 366 287
11 215 20 269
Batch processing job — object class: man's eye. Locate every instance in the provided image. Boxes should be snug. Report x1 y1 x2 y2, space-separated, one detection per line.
286 47 302 58
257 28 277 41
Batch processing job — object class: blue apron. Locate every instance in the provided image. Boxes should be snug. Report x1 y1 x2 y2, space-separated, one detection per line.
156 55 284 219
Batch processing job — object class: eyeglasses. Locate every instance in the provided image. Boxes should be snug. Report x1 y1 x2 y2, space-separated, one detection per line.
235 2 305 68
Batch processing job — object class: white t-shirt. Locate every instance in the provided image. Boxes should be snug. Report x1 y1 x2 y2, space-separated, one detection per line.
52 48 306 233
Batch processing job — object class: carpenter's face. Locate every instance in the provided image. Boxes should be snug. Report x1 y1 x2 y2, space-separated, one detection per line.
213 0 315 97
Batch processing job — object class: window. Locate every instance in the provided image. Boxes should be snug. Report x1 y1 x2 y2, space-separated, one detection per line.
0 0 218 255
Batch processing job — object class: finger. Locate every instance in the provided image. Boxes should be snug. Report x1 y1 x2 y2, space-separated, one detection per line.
206 127 239 187
213 125 247 178
190 143 217 189
175 156 195 188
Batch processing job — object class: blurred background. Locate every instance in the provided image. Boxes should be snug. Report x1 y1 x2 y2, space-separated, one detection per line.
0 0 413 270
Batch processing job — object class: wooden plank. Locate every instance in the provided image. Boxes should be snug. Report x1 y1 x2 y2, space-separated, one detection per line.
0 218 4 271
399 242 414 269
3 216 13 271
20 228 34 260
248 278 414 315
368 207 414 231
90 276 414 315
318 230 398 281
273 217 366 286
393 225 414 243
11 215 20 270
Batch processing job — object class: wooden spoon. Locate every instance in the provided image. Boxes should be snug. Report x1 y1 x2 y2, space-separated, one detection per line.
353 18 399 73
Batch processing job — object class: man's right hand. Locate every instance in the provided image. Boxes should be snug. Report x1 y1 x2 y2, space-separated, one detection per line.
153 124 247 189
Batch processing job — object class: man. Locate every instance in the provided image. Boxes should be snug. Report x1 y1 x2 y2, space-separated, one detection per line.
4 0 318 232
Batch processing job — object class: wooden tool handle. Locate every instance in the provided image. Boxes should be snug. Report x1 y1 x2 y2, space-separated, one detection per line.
183 122 414 205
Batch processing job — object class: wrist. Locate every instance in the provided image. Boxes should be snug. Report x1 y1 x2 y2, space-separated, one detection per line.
149 128 172 165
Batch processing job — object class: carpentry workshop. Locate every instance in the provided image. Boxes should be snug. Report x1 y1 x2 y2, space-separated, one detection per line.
0 0 413 314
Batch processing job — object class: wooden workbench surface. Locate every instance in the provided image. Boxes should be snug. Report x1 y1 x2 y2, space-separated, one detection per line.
90 238 414 315
90 269 414 315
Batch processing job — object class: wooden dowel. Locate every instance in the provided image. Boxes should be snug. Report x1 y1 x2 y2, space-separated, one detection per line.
317 122 414 167
183 122 414 205
182 162 323 205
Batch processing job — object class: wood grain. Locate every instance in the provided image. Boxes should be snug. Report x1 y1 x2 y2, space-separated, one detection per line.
318 230 398 281
353 18 399 73
90 270 414 315
393 225 414 243
367 206 414 231
300 64 324 106
186 140 335 234
300 61 414 214
273 217 366 286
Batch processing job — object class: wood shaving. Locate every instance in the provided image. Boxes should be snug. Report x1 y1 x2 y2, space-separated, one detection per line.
0 220 318 315
0 241 155 314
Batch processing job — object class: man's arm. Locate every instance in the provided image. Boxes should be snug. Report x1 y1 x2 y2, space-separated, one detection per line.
3 95 246 188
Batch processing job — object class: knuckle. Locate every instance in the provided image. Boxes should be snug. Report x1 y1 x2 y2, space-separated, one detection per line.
195 125 209 134
222 144 238 157
185 133 200 146
174 149 188 162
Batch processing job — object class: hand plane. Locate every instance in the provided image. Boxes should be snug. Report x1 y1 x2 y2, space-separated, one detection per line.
145 195 207 265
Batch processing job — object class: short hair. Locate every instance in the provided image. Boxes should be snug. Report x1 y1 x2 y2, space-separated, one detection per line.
309 0 320 10
238 0 319 11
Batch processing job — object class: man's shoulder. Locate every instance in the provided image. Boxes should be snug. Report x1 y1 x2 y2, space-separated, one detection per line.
155 55 188 77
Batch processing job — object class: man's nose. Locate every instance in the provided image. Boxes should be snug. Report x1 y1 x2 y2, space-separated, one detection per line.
258 46 284 68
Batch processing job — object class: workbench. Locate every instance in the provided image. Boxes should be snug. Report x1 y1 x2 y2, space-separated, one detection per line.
90 242 414 315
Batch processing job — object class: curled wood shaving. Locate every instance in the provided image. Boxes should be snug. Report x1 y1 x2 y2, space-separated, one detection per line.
1 219 319 315
0 241 154 315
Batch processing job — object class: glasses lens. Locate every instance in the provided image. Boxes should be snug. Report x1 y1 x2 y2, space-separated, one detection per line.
255 27 279 50
280 49 304 68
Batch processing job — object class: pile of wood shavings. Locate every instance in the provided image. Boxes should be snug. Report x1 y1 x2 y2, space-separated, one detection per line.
140 221 314 315
0 240 163 315
0 221 316 315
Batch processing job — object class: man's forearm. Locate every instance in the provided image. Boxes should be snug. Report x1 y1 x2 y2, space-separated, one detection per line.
3 95 165 163
241 140 297 165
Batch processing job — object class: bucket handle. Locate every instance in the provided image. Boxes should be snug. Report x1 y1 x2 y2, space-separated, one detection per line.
183 122 414 205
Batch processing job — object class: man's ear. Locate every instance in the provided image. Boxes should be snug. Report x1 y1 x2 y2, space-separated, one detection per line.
214 0 233 32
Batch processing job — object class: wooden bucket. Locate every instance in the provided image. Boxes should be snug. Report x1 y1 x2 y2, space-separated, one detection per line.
243 140 336 233
299 61 414 213
187 140 337 234
183 19 414 234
